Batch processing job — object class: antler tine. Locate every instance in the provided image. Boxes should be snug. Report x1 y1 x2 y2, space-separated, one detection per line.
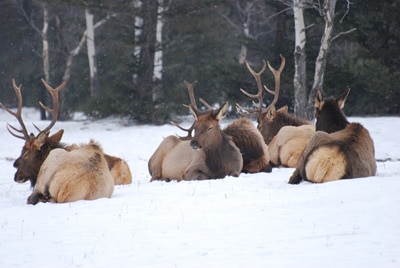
264 54 286 109
171 80 199 141
0 79 30 140
238 60 267 115
199 98 213 110
183 80 198 110
170 120 195 141
39 79 67 134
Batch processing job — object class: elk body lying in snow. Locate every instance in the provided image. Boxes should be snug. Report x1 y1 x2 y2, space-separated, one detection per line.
148 81 270 182
0 80 121 204
237 55 313 167
149 102 243 181
27 140 114 205
0 80 131 187
237 55 312 145
289 88 376 184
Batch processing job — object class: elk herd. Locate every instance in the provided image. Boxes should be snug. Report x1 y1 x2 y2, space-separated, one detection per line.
0 55 377 205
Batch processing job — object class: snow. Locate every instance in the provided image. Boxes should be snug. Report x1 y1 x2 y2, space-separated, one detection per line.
0 108 399 268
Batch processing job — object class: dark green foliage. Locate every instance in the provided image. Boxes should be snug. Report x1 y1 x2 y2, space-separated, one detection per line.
0 0 399 124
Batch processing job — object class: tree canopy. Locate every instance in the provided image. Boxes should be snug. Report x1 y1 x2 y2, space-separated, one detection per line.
0 0 399 124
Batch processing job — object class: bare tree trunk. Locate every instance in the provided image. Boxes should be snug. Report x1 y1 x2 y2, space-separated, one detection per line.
41 3 50 120
85 9 99 98
306 0 338 118
292 0 308 119
62 14 114 85
136 0 158 122
152 0 164 102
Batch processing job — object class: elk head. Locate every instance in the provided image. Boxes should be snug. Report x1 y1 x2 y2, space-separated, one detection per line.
314 87 350 133
237 55 288 144
189 102 229 150
0 79 66 186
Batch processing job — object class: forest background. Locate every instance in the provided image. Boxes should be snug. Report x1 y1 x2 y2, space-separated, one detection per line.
0 0 399 124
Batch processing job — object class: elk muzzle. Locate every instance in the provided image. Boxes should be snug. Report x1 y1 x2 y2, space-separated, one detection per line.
190 140 201 150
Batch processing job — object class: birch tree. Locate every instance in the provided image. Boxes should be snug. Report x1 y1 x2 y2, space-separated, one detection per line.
283 0 354 119
85 9 99 98
292 0 308 119
19 2 50 119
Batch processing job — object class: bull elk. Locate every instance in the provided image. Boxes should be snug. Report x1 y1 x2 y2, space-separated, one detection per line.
288 88 376 184
0 79 118 204
148 80 270 181
238 55 314 168
0 80 131 187
237 54 312 145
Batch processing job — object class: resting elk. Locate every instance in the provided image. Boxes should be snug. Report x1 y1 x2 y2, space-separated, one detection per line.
237 55 314 167
288 88 376 184
0 79 115 204
0 80 131 187
237 55 312 145
148 80 270 181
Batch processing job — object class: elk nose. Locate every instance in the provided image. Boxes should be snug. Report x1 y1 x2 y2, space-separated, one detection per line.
190 140 200 149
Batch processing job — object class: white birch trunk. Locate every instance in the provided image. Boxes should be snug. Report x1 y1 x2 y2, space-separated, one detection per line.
293 0 308 118
153 1 163 81
133 0 143 83
239 2 251 64
40 3 50 119
311 0 337 93
63 13 114 82
42 4 50 83
85 9 99 98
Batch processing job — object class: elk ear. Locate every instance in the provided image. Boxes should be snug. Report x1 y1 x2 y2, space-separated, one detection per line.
33 132 49 149
277 105 288 114
49 129 64 143
337 87 351 110
265 105 276 121
215 102 229 121
314 88 324 109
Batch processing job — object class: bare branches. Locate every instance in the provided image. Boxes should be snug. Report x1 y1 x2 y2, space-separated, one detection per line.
331 27 357 42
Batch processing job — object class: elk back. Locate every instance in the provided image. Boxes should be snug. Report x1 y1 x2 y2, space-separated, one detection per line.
148 135 207 181
27 141 114 204
223 117 271 173
289 123 376 183
103 154 132 185
268 124 315 168
258 105 311 144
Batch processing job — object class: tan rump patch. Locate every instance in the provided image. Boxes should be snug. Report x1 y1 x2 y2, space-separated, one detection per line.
305 146 346 183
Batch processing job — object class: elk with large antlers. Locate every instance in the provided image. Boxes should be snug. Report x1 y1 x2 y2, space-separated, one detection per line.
288 88 376 184
148 80 271 181
237 55 312 144
0 80 131 188
238 55 315 168
0 80 121 204
149 81 242 181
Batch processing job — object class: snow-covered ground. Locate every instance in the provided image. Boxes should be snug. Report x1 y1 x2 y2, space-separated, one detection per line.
0 108 399 268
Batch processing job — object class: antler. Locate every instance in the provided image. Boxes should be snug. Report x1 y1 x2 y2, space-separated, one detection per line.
171 80 215 140
264 54 286 110
0 79 30 140
236 60 267 116
170 80 198 140
36 79 67 134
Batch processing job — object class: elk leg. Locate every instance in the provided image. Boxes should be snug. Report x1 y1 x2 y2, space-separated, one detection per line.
288 169 302 184
27 191 45 205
